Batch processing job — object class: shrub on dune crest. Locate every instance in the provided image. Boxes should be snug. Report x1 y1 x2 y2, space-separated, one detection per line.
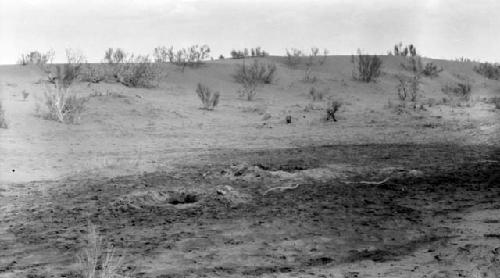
351 49 382 82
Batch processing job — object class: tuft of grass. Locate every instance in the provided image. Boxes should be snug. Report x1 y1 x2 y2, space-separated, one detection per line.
77 223 123 278
196 83 220 110
351 49 382 82
0 101 7 129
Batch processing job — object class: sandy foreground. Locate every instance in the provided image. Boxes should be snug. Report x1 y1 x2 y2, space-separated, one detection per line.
0 56 499 277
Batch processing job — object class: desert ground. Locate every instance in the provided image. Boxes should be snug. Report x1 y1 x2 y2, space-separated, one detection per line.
0 55 499 277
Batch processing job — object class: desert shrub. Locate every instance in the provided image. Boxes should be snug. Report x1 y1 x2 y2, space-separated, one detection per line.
195 83 220 110
237 80 258 101
104 48 126 64
230 50 246 59
166 45 211 71
17 50 54 66
233 60 277 85
219 55 224 60
442 81 472 102
115 55 162 88
474 63 500 80
309 87 324 101
22 90 30 101
285 48 303 67
396 75 420 102
351 50 382 82
326 100 342 122
393 42 417 57
78 223 123 278
41 64 88 123
0 101 7 129
231 47 268 59
422 62 443 78
80 64 106 83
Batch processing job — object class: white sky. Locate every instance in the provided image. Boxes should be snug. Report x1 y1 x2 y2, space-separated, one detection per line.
0 0 499 64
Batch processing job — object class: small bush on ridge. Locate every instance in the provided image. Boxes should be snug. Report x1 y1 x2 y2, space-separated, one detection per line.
474 63 500 80
351 50 382 82
115 55 162 88
422 62 443 78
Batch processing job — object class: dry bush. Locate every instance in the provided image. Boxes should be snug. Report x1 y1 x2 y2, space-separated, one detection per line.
104 48 126 64
0 101 7 129
166 45 211 71
442 81 472 102
115 55 162 88
302 67 317 83
396 75 420 102
309 87 324 101
232 60 277 85
41 64 88 123
237 80 258 101
326 100 342 122
17 50 54 66
474 63 500 80
351 50 382 82
422 62 443 78
22 90 30 101
80 64 107 83
196 83 220 110
78 223 123 278
392 42 417 57
285 48 303 67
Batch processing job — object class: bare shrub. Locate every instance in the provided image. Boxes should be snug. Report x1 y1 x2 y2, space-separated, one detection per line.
153 46 171 63
396 75 420 103
309 87 324 101
233 60 277 85
115 55 162 88
474 63 500 80
0 101 7 129
442 81 472 102
77 223 123 278
104 48 126 64
17 50 54 66
41 64 88 123
231 47 268 59
351 49 382 82
392 42 417 57
422 62 443 78
326 100 342 122
285 48 303 67
166 45 211 71
238 80 258 101
196 83 220 110
80 64 106 83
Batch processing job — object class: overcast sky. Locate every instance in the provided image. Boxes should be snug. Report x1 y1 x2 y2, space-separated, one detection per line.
0 0 499 64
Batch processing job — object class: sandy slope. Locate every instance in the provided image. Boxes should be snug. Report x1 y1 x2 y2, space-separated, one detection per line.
0 56 499 277
0 56 498 183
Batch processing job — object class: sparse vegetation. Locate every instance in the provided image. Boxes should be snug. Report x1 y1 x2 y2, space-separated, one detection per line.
230 47 268 59
302 67 317 83
196 83 220 110
442 81 472 102
422 62 443 78
80 64 107 83
22 90 30 101
40 64 88 123
77 223 123 278
285 48 303 67
401 55 423 74
0 101 7 129
396 75 420 103
474 63 500 80
309 87 324 101
351 50 382 82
